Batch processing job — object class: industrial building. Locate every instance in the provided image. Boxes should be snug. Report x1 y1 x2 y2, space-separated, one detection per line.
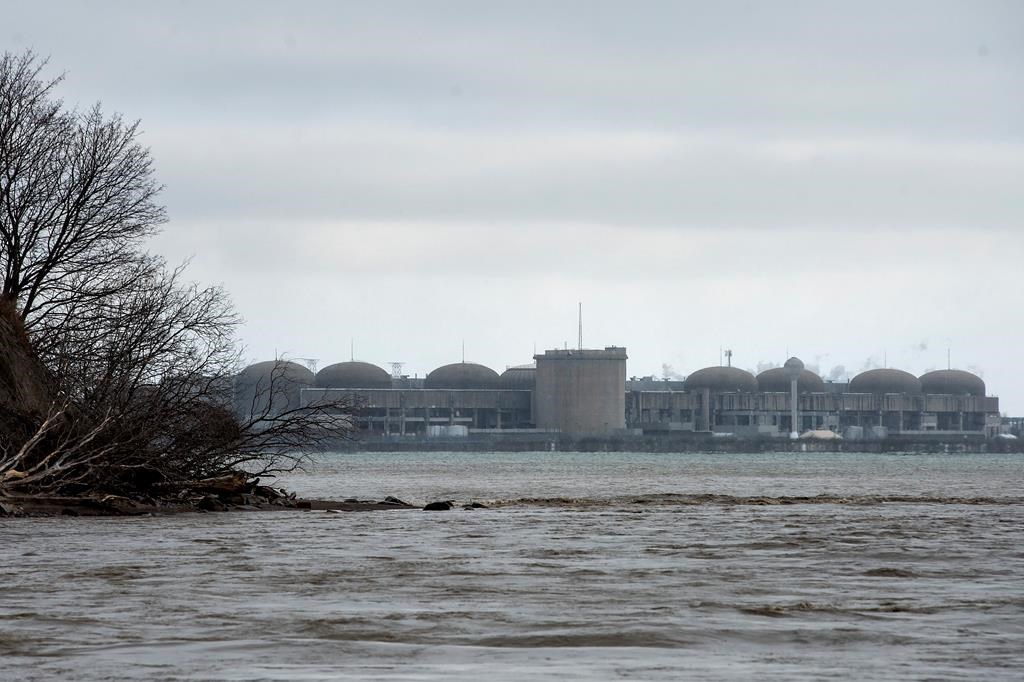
627 366 1000 438
234 349 1002 440
534 348 627 434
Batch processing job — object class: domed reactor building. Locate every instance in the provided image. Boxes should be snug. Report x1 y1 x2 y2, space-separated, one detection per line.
234 360 315 420
625 359 1000 440
316 361 392 390
302 359 537 435
241 349 1001 442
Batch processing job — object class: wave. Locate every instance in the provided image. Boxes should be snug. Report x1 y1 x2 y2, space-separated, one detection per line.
863 567 919 578
471 631 690 648
693 599 941 618
486 493 1022 508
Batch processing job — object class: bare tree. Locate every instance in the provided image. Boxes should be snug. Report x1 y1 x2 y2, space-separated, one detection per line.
0 51 164 335
0 50 354 503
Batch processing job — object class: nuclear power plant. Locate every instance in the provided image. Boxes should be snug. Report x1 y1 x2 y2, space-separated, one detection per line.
233 347 1004 442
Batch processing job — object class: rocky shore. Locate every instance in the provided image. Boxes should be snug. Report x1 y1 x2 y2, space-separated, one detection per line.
0 471 484 517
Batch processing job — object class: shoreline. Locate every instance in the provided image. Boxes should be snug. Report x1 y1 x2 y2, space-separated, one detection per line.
334 434 1024 455
0 476 429 517
0 494 429 517
0 494 421 517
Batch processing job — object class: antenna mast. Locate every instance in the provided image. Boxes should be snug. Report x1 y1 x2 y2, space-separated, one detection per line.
578 302 583 350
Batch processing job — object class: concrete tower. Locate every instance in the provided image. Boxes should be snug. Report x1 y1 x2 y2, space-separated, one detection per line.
534 347 627 435
783 356 804 439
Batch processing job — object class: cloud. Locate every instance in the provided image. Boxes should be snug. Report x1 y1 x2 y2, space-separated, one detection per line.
21 2 1024 137
145 124 1024 232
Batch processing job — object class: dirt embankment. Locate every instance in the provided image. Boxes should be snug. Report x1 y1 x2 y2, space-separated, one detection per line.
0 298 52 444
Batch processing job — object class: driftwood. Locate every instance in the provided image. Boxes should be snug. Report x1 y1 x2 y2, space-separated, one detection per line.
166 472 250 495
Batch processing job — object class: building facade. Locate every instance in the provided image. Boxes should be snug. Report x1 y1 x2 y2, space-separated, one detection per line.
236 354 1002 440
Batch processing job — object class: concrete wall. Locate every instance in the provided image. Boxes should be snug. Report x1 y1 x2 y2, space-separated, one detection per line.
534 347 627 435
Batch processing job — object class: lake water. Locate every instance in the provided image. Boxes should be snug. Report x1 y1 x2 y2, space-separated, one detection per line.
2 451 1022 680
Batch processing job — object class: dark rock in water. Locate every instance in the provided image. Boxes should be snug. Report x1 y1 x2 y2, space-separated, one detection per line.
462 502 488 509
383 496 413 507
344 498 360 503
423 501 453 511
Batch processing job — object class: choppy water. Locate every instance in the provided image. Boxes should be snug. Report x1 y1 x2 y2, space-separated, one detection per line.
2 451 1022 680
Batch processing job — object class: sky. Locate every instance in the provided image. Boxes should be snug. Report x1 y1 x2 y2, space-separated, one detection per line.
6 1 1024 412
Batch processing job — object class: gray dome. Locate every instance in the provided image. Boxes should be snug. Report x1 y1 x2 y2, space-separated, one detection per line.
499 366 536 390
235 360 314 416
238 360 314 386
849 368 921 394
757 367 825 393
424 362 500 390
684 366 758 393
316 361 391 389
919 369 985 396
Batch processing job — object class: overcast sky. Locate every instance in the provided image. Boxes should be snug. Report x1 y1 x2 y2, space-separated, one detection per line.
7 1 1024 411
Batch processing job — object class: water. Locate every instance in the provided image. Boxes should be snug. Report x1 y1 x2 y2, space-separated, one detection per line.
1 451 1022 680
